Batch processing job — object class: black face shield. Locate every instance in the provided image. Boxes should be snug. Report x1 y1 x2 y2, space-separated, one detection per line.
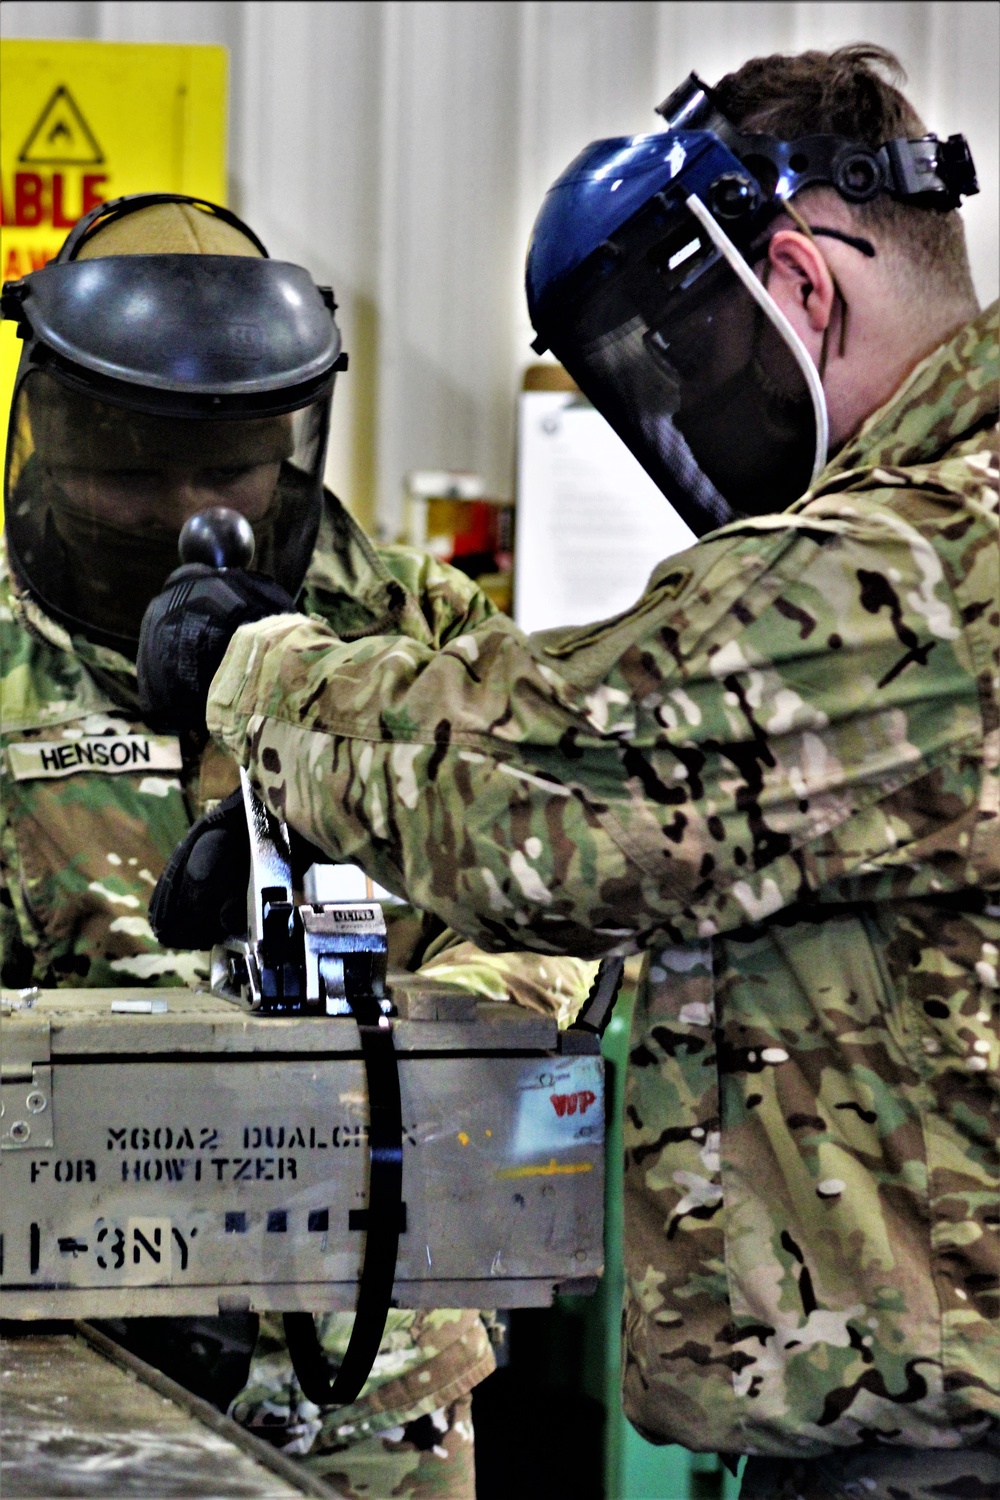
1 194 348 654
2 252 344 419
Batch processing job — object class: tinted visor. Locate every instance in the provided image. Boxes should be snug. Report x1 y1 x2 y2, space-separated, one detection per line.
5 371 328 654
539 195 827 536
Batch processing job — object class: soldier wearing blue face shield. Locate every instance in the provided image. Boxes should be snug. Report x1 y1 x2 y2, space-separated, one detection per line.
525 61 977 535
137 46 998 1500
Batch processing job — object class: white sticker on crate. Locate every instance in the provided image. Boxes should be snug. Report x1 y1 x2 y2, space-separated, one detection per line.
511 1056 603 1157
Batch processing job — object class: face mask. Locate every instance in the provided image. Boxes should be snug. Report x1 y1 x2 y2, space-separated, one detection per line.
653 284 818 512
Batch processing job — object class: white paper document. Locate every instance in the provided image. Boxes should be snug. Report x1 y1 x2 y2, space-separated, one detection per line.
514 390 696 635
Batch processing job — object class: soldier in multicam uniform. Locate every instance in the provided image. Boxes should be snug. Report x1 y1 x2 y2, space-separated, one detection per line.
138 47 999 1500
0 194 595 1499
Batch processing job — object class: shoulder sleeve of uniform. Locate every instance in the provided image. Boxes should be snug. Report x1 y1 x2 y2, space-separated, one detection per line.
302 492 435 645
0 551 116 733
207 507 988 954
305 493 499 647
375 545 499 643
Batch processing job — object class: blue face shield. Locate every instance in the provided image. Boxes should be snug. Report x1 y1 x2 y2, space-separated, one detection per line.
525 73 977 537
526 130 827 535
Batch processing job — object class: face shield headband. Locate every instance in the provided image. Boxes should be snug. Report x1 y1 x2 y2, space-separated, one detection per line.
526 82 977 537
655 73 979 212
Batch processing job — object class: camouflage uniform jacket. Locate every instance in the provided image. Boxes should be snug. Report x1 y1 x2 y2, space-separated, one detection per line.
0 491 594 1432
207 305 1000 1457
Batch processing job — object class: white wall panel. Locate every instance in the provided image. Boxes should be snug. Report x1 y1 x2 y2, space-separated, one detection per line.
373 2 522 533
3 1 996 534
231 2 384 521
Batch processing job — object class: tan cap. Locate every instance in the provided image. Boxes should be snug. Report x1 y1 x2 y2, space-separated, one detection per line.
75 201 263 260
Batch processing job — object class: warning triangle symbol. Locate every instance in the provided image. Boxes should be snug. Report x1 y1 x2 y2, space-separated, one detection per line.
18 85 105 165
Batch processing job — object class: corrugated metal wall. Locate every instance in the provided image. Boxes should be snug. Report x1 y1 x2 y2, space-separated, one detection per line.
3 2 997 534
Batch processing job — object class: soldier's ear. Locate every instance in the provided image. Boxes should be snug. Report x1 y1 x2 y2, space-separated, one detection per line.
766 230 835 335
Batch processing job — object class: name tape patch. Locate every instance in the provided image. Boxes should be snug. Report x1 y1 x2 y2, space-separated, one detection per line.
7 734 183 781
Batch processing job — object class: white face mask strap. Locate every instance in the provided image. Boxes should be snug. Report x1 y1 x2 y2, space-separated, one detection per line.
685 193 829 486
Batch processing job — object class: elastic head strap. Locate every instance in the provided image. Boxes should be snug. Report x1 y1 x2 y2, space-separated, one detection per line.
55 193 270 263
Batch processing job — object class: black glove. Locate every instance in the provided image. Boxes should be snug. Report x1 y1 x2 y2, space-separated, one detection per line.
149 789 251 949
137 564 296 734
150 788 331 951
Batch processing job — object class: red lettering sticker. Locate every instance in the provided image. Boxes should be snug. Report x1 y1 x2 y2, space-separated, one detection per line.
550 1090 597 1118
4 169 107 235
50 172 75 229
81 172 108 215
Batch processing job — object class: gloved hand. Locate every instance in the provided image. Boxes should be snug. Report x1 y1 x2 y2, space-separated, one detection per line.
150 786 331 950
137 564 296 733
149 788 250 949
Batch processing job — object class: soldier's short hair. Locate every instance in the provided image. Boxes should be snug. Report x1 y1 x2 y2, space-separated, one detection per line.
713 43 977 303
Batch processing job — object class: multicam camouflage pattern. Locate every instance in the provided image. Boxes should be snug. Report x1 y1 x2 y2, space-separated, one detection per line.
308 1395 475 1500
0 491 501 989
740 1428 1000 1499
1 494 602 1477
232 1312 487 1496
208 305 999 1459
0 578 206 990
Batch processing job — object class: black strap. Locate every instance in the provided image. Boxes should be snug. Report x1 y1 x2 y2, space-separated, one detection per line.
569 956 626 1038
284 988 403 1406
56 191 270 263
809 226 876 257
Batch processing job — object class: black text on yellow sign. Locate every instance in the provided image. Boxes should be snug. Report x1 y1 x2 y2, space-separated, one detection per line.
2 83 110 276
0 38 228 494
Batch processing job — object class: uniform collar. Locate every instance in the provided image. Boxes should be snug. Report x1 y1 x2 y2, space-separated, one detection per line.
814 299 999 488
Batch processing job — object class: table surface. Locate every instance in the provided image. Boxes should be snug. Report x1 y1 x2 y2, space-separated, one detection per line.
0 1326 335 1498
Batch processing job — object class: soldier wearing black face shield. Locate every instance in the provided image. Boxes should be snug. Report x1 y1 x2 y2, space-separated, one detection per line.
3 195 330 656
1 193 596 1498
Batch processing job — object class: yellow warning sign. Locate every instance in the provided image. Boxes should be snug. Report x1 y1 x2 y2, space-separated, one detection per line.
18 84 105 165
1 38 228 501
